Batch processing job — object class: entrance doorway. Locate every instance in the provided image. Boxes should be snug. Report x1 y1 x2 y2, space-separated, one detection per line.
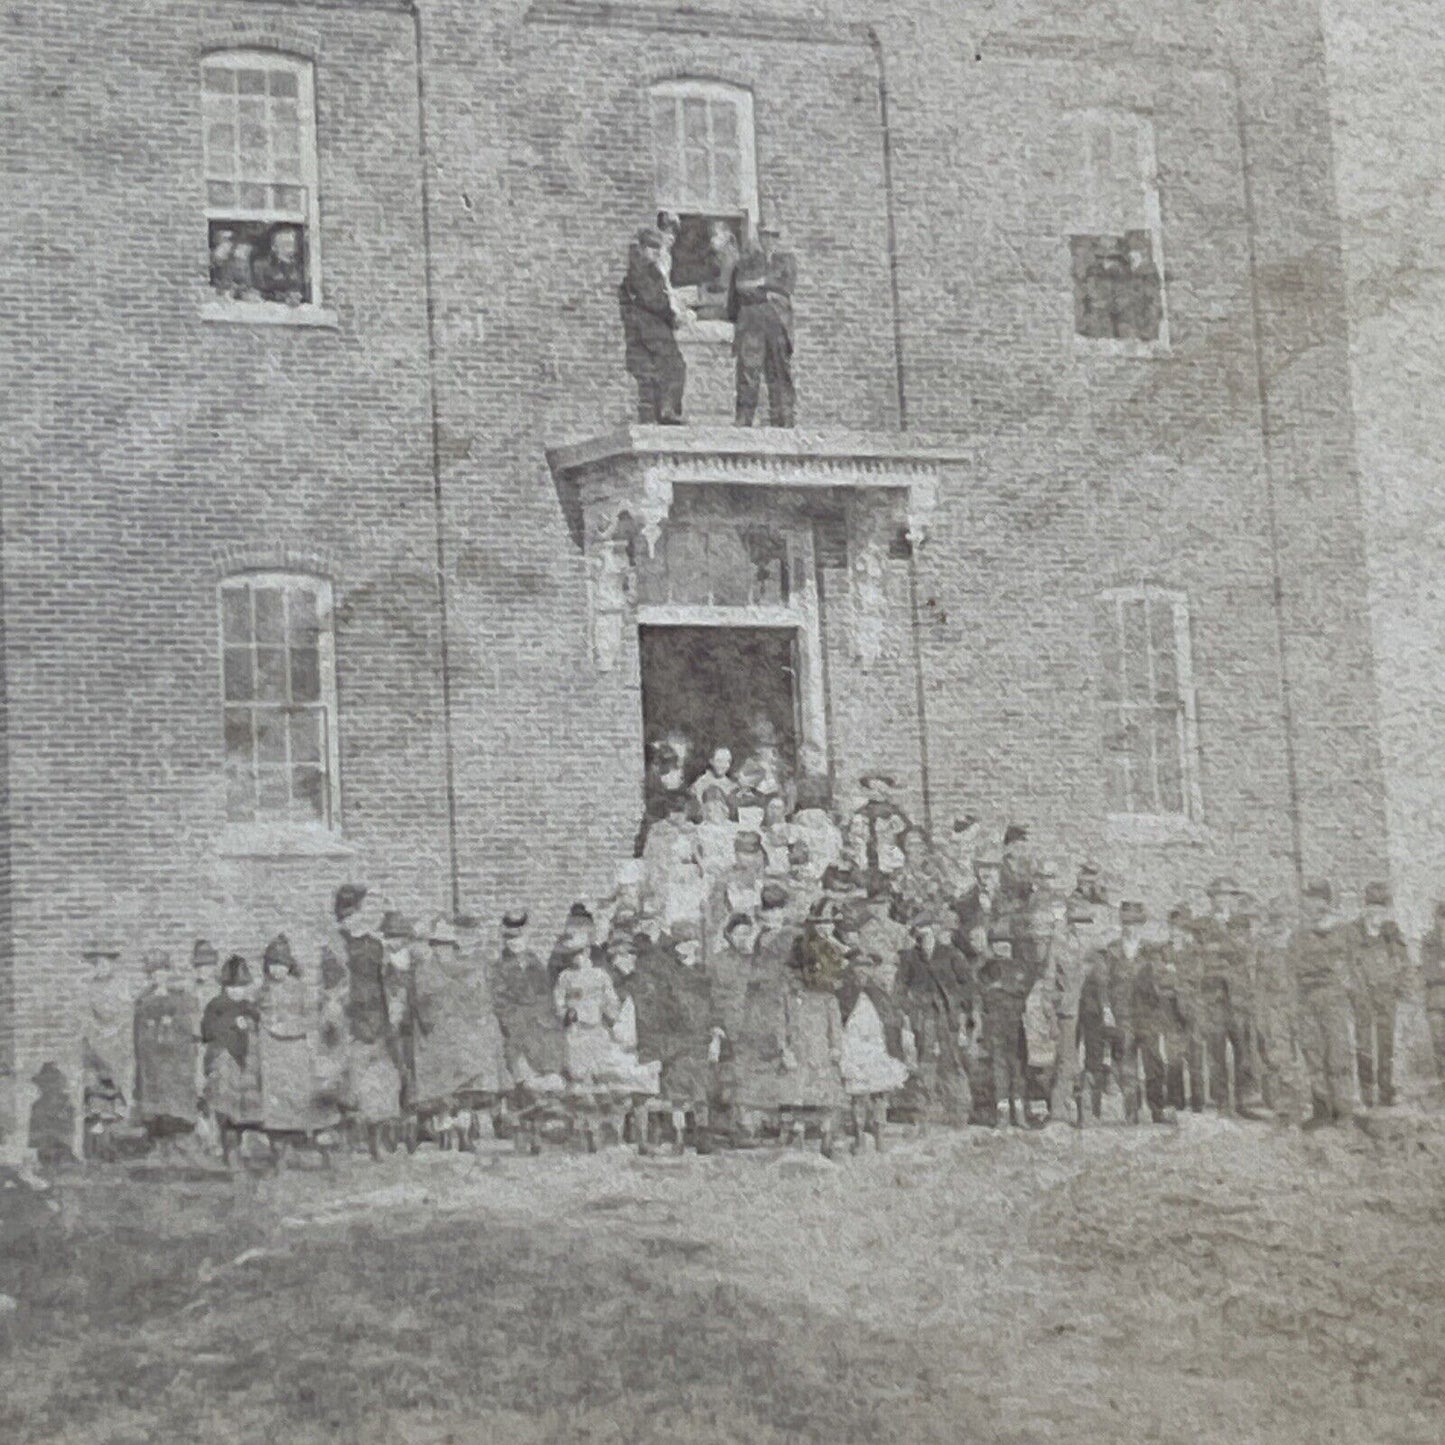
639 625 800 796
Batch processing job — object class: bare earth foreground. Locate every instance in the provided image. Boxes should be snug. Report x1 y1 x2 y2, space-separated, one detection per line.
2 1114 1442 1444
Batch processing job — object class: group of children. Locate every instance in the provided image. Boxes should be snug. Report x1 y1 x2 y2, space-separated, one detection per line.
72 755 1434 1166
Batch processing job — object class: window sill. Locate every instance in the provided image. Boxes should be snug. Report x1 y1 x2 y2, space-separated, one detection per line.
1104 814 1207 846
1073 334 1171 360
217 824 355 861
201 300 339 329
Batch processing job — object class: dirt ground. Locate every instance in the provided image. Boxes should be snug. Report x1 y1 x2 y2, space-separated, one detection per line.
2 1111 1443 1445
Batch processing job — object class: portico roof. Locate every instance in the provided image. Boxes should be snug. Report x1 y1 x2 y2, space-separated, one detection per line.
545 423 968 552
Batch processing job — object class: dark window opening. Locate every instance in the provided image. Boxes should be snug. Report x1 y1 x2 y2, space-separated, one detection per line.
1070 229 1162 342
209 219 310 306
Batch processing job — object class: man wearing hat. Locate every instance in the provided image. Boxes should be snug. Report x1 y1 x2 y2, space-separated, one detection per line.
619 224 686 423
1288 880 1356 1127
133 950 200 1150
492 909 566 1089
1098 902 1156 1125
1344 882 1409 1107
1166 905 1207 1113
548 902 598 988
727 201 797 426
977 922 1031 1126
201 955 263 1154
1186 876 1259 1115
898 910 975 1126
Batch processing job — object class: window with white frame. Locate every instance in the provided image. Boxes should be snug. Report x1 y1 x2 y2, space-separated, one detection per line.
1066 110 1167 346
649 80 757 317
203 51 320 307
1095 586 1199 817
220 574 340 828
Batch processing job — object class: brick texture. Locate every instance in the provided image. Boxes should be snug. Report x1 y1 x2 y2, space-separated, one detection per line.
0 0 1392 1147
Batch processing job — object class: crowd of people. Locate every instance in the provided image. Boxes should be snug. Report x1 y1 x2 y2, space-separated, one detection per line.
69 747 1445 1169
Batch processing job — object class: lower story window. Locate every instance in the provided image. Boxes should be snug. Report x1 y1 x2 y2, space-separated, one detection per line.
209 219 310 306
220 573 339 828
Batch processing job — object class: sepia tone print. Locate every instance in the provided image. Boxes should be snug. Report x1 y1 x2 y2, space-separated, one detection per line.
4 0 1445 1440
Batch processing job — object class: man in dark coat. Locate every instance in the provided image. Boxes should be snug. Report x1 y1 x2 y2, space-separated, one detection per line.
1345 881 1410 1107
728 209 797 426
899 913 975 1125
492 909 566 1086
619 226 686 424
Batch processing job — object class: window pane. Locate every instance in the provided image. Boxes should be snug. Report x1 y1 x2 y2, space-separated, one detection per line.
271 99 298 132
226 765 254 823
682 97 711 206
1128 710 1153 811
221 587 252 644
255 710 287 764
268 69 298 99
292 766 326 821
1149 600 1179 703
288 710 322 764
287 587 320 643
651 96 681 201
224 707 254 763
254 587 285 643
290 647 320 704
207 181 237 209
223 646 254 702
272 183 303 211
237 68 267 96
255 647 287 702
206 122 236 170
711 101 740 207
1121 599 1149 701
239 120 268 159
203 66 235 94
1154 707 1183 813
257 766 289 813
239 182 269 210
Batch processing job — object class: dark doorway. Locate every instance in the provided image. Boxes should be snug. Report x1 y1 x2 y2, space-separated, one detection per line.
639 626 799 792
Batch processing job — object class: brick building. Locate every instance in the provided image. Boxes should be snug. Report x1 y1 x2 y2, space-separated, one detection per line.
2 0 1390 1149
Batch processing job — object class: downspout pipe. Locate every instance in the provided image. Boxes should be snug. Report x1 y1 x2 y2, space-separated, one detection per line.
403 0 464 919
867 25 934 836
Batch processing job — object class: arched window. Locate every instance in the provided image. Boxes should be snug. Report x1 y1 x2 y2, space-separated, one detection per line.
203 50 322 309
648 79 757 308
220 573 340 829
1094 585 1200 818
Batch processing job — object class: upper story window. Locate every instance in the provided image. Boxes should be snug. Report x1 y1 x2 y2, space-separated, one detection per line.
221 573 340 830
649 80 757 318
1095 586 1200 818
203 51 320 310
1066 110 1167 350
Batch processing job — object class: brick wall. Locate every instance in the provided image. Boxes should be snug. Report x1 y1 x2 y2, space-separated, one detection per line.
1 0 452 1150
1 0 1394 1146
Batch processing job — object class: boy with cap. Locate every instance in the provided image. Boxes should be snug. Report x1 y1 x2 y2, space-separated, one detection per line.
898 910 975 1127
1097 902 1158 1125
1345 882 1409 1107
977 923 1031 1127
1046 896 1095 1124
492 910 566 1089
1288 880 1356 1127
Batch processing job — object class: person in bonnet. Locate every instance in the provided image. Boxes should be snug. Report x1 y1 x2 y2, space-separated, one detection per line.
202 955 263 1161
259 932 339 1149
134 950 201 1154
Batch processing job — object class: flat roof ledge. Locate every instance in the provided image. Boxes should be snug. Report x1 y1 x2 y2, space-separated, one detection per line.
545 423 963 552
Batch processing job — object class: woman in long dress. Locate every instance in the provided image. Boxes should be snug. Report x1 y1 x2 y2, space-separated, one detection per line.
258 934 340 1145
838 954 913 1152
202 955 264 1158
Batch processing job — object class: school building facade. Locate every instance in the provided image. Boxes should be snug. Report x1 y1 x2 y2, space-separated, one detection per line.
1 0 1392 1149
